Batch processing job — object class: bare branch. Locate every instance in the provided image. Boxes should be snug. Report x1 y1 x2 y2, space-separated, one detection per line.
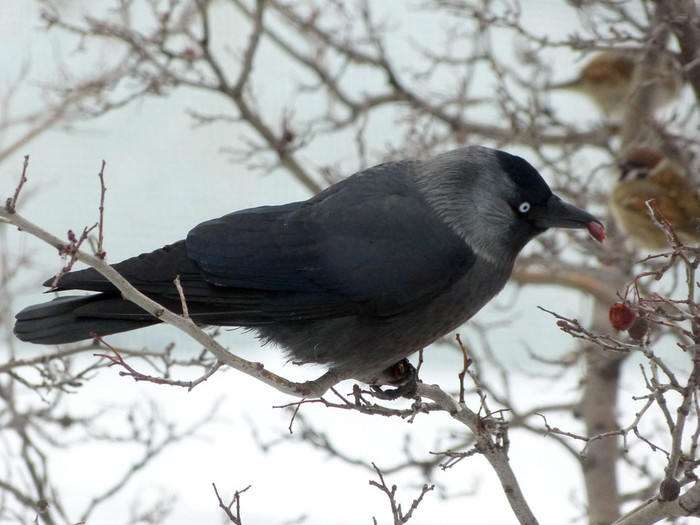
212 483 251 525
369 462 434 525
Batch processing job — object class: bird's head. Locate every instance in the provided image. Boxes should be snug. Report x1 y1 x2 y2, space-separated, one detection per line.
415 146 604 263
617 146 664 182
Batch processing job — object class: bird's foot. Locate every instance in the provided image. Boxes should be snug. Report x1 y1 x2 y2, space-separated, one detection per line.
369 359 418 400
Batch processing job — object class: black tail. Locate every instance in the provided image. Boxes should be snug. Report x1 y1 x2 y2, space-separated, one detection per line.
14 295 159 344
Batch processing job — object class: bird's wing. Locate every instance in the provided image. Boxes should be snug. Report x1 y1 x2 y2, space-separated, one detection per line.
47 168 475 322
46 241 202 294
186 171 475 318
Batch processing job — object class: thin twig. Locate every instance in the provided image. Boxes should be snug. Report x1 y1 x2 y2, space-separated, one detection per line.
4 155 29 213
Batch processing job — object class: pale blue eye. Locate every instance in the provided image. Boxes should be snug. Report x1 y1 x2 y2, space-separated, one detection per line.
518 202 531 214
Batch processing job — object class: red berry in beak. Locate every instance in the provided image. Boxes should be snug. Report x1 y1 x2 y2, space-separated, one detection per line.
586 221 606 243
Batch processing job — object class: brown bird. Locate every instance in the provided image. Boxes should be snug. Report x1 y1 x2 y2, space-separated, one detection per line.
550 50 681 116
609 147 700 250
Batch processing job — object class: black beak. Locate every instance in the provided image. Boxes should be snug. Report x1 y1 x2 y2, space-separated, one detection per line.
533 194 606 243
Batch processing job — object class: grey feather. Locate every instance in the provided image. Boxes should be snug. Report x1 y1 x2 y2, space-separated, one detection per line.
14 146 603 383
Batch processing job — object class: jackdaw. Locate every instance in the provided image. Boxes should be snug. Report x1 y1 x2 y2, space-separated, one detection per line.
14 146 604 389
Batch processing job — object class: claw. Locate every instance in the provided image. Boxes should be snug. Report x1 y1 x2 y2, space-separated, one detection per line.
369 359 418 400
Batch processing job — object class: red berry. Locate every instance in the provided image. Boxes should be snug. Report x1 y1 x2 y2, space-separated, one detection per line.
609 302 636 331
586 221 606 243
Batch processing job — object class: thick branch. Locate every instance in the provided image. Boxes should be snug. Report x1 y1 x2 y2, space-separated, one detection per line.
417 383 539 525
613 479 700 524
512 265 621 304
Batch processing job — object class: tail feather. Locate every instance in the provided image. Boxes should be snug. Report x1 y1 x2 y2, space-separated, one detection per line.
14 295 158 344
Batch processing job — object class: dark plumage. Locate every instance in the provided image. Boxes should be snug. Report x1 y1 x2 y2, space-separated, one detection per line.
14 146 604 384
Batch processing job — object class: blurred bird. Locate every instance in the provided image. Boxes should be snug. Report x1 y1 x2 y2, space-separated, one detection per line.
609 147 700 249
550 50 681 116
14 146 604 390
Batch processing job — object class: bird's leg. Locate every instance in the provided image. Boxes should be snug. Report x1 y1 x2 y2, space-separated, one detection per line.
295 359 419 400
369 358 418 400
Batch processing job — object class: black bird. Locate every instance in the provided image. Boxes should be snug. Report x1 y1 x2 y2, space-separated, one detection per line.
14 146 604 388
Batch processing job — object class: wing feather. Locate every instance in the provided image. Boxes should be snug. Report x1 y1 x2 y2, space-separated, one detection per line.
46 163 475 323
186 166 475 317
